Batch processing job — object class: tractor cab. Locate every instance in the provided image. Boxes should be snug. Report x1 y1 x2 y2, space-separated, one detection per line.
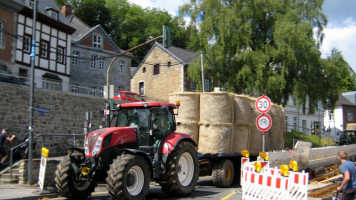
111 102 177 149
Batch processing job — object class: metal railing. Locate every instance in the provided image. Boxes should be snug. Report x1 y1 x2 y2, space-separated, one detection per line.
9 133 85 181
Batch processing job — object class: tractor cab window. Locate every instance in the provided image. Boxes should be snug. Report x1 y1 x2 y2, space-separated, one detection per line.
151 108 174 139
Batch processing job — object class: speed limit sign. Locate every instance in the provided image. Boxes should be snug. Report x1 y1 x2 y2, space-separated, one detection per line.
256 113 272 133
255 94 271 113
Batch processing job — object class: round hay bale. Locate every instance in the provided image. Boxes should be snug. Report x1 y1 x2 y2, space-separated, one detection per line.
268 128 283 151
200 92 233 124
198 123 234 155
169 92 200 122
248 127 262 155
233 126 249 153
176 121 199 144
233 95 252 125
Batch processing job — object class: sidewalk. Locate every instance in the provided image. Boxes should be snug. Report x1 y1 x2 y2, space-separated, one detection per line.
0 183 58 200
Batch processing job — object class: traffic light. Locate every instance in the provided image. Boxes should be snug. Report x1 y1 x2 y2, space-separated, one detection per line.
163 25 171 48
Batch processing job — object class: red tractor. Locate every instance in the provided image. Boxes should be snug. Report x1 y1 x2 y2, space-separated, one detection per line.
55 102 199 200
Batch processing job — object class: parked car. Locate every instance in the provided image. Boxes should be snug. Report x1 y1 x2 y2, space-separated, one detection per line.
113 91 145 102
0 66 28 85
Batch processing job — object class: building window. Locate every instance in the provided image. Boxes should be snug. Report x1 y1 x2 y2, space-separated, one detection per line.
99 57 106 70
51 11 58 20
285 116 288 131
71 85 79 93
99 87 104 97
0 21 3 48
117 85 124 91
56 47 64 63
139 82 144 95
204 78 210 92
42 73 62 91
119 60 125 73
40 41 49 58
167 61 171 68
29 0 34 7
72 51 79 65
23 35 31 53
19 68 28 81
293 117 297 130
302 120 307 134
93 35 102 48
91 55 97 69
153 64 160 75
348 110 354 122
90 86 96 96
142 67 146 73
191 80 196 91
312 121 320 135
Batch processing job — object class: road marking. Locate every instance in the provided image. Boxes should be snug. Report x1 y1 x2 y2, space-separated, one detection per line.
220 191 236 200
92 191 108 194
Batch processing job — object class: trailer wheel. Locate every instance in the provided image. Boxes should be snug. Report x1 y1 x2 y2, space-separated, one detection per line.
212 159 234 188
55 155 97 200
106 154 150 200
160 141 199 196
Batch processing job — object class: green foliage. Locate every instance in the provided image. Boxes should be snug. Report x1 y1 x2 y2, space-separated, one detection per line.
284 129 334 149
181 0 352 113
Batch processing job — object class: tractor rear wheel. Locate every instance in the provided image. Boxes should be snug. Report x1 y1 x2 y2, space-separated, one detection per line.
212 159 235 187
55 155 97 200
160 141 199 196
106 154 150 200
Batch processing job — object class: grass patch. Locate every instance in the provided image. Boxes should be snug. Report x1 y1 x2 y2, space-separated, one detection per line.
285 129 334 149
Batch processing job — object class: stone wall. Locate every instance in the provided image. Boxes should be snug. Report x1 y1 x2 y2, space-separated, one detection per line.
19 157 61 185
0 82 105 157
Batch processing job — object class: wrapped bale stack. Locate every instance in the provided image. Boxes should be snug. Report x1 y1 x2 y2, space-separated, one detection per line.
168 93 200 144
199 93 234 154
169 92 284 156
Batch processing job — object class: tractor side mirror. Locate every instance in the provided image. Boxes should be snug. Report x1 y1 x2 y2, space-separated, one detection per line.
177 122 181 126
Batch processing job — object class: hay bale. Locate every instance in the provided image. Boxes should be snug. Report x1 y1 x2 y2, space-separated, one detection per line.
232 95 252 125
176 121 199 144
248 127 262 155
233 126 249 153
169 92 200 122
200 93 233 124
198 123 234 154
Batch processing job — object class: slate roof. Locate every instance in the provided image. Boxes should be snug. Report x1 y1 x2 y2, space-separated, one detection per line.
337 94 356 106
21 0 70 26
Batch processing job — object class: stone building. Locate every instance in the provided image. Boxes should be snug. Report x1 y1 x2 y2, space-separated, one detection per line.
13 0 75 91
64 5 132 97
131 42 199 101
0 0 23 71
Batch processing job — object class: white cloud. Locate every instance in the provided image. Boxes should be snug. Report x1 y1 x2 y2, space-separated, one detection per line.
320 18 356 70
128 0 188 16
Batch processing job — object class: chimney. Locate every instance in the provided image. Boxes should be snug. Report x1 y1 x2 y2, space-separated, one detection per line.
61 5 72 17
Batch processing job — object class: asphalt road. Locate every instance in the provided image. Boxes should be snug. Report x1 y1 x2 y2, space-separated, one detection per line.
51 176 242 200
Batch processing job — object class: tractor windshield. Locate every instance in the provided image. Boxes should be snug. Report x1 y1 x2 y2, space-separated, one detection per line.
113 108 150 129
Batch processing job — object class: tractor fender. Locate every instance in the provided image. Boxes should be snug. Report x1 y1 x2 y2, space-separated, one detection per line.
122 149 153 171
161 132 197 164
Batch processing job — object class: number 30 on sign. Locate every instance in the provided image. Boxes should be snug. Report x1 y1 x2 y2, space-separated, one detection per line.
255 95 271 113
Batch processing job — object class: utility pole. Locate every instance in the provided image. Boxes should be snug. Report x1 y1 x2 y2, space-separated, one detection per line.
201 51 205 92
28 0 37 185
318 102 321 146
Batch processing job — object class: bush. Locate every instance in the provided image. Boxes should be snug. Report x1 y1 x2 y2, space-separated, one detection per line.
285 129 334 149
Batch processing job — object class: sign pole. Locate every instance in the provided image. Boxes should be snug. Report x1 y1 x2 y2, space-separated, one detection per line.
262 132 265 152
255 95 272 152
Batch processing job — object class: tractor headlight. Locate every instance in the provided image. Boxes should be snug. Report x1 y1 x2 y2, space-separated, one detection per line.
84 139 89 155
91 137 103 156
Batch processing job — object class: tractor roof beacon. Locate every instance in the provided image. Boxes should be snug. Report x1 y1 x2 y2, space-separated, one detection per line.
55 100 199 200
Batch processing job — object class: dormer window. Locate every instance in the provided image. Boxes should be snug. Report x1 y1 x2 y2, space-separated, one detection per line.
46 7 58 20
93 35 102 48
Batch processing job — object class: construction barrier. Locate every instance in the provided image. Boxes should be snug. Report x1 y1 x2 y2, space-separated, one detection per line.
241 158 309 200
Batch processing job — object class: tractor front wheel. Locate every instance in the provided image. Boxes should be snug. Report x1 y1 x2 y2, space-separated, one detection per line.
106 154 150 200
55 155 97 200
160 141 199 196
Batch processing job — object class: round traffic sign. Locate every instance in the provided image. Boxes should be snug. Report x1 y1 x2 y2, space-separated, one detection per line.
255 95 272 113
256 113 272 133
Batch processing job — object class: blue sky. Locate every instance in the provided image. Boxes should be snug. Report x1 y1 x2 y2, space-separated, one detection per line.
128 0 356 71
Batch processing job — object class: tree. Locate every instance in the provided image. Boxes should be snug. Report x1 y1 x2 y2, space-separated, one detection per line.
181 0 350 113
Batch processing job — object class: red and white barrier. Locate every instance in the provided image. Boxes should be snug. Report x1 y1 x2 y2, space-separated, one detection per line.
241 160 308 200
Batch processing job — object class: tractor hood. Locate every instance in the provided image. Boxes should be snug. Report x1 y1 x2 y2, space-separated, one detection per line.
85 127 137 157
